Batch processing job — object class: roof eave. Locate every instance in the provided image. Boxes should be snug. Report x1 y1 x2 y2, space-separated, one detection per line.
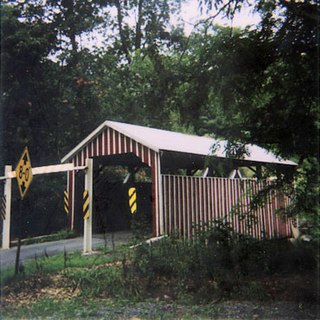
61 121 108 163
61 120 161 164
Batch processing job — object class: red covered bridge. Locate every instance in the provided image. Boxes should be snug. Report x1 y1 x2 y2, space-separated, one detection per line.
61 120 296 240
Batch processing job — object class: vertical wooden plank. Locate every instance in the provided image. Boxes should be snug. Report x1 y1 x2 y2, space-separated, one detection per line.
230 179 236 233
151 152 157 237
187 176 191 239
162 175 167 235
104 128 109 155
173 175 177 232
102 130 106 155
194 177 199 235
110 129 114 154
182 176 187 239
214 178 219 221
120 133 125 154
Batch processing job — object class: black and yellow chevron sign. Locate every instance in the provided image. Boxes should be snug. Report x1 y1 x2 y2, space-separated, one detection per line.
83 190 90 220
64 190 69 215
128 187 137 214
1 195 6 220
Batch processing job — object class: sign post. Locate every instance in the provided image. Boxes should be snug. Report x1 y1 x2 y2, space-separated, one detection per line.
2 165 12 249
83 158 93 254
14 147 33 274
0 161 86 250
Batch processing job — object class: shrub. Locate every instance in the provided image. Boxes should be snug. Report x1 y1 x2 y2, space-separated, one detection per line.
129 223 318 301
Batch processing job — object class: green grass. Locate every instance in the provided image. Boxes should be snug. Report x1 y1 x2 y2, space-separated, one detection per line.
21 229 77 245
0 246 123 287
1 297 224 319
1 298 102 319
1 232 318 319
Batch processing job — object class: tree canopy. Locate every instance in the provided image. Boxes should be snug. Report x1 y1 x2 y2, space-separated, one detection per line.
1 0 318 238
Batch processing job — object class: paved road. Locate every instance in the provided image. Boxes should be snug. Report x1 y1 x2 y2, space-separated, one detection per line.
0 231 132 269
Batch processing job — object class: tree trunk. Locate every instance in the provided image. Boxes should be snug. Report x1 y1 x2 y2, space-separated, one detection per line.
135 0 144 50
115 0 131 63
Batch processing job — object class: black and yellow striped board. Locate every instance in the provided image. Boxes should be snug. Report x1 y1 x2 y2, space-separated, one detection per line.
83 190 90 220
64 190 69 215
128 187 137 214
1 195 6 220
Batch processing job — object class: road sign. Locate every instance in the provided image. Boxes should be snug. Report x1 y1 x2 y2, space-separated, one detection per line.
64 190 69 215
1 195 6 220
83 190 90 220
15 147 33 199
128 187 137 214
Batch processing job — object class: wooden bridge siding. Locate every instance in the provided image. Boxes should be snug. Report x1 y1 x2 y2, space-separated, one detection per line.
67 126 164 236
162 175 292 239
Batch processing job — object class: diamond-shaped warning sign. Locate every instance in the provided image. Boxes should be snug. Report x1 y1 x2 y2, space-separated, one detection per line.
15 147 33 199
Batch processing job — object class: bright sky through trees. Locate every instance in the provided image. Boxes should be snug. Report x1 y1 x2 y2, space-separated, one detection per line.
175 0 261 34
79 0 261 51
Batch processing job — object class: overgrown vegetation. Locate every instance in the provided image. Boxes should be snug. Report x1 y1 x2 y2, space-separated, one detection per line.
2 227 318 319
124 226 318 303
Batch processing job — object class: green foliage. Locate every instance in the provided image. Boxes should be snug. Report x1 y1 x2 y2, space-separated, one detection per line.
293 157 320 240
1 236 318 319
129 228 317 302
22 229 77 245
0 248 114 287
1 0 317 240
197 0 319 239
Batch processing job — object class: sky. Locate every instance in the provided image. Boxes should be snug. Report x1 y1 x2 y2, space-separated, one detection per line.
79 0 261 51
174 0 261 34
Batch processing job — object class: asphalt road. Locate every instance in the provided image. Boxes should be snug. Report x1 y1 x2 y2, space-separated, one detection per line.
0 231 132 269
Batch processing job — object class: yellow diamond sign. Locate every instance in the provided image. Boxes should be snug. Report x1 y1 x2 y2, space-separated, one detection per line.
15 147 33 199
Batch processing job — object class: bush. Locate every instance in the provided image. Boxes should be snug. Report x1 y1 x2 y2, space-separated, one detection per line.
128 224 318 301
62 224 317 302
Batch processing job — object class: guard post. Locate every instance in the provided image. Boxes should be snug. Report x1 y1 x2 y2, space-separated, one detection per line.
2 165 12 249
83 158 93 254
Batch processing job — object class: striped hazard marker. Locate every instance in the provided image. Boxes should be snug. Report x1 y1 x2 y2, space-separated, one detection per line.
1 195 6 220
128 187 137 214
64 191 69 215
83 190 90 220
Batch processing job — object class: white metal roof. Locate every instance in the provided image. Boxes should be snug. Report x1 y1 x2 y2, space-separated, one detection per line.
61 120 296 166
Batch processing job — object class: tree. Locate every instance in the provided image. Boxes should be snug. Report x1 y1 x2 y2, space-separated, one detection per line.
197 1 319 159
0 4 58 166
195 0 319 237
108 0 182 62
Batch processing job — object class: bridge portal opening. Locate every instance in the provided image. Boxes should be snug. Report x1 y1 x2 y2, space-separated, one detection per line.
74 153 153 237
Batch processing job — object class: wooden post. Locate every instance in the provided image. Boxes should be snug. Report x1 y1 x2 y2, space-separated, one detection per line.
83 158 93 254
2 165 12 249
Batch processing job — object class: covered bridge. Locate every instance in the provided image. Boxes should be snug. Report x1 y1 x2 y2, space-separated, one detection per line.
61 120 296 239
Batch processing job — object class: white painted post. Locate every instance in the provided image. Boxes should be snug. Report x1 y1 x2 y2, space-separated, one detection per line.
2 165 12 249
83 158 93 254
157 154 164 236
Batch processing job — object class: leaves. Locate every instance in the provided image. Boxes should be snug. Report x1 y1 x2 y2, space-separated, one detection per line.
1 0 318 238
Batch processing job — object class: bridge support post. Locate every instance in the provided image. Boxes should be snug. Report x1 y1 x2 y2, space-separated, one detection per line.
83 158 93 254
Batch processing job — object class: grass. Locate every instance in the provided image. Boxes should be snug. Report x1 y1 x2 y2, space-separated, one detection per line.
2 297 225 319
19 229 77 245
0 245 121 287
1 228 318 319
2 298 102 319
